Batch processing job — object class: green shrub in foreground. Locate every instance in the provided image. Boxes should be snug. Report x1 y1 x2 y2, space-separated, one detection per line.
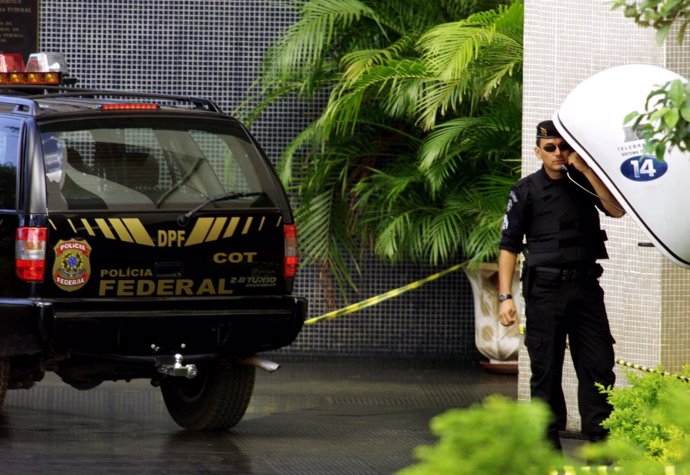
398 395 565 475
582 368 690 473
401 370 690 474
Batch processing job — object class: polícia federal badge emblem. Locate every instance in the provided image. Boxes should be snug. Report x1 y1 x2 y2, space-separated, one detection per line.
53 239 92 292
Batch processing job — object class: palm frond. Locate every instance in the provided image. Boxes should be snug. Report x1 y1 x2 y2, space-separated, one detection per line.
458 186 510 263
418 109 519 193
438 0 505 20
373 211 412 259
296 189 360 289
419 116 485 170
319 59 428 137
419 23 497 82
425 210 465 264
276 120 321 186
262 0 383 85
493 0 524 42
340 32 419 85
473 35 523 97
415 2 523 128
352 166 420 213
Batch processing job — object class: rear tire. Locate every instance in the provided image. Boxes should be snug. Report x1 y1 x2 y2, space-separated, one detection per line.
161 359 255 431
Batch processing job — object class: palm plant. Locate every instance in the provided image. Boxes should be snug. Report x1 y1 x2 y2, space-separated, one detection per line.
240 0 523 296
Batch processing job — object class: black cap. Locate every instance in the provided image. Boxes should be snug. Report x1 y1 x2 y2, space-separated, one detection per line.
536 120 562 139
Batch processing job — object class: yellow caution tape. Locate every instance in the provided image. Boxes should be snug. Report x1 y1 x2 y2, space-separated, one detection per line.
304 262 465 326
616 358 690 383
555 464 675 473
551 466 623 474
551 464 675 473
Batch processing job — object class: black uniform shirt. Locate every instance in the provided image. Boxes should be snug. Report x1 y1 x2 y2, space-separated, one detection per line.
499 166 609 255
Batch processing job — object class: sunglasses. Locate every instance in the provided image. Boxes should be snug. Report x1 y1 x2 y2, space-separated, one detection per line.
541 143 572 153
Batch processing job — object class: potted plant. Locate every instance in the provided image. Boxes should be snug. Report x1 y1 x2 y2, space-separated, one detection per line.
240 0 524 360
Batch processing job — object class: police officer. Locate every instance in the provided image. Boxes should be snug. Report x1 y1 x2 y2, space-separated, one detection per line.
497 120 626 449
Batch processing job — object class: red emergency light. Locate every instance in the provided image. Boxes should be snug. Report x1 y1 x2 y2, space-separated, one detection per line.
0 52 67 85
0 53 25 72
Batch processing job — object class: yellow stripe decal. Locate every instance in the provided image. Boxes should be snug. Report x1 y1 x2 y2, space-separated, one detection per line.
81 219 96 236
259 216 265 231
223 217 240 238
67 219 77 233
109 218 134 243
241 216 253 235
276 216 282 227
186 217 214 246
48 219 57 230
206 217 227 242
123 218 155 246
95 218 116 240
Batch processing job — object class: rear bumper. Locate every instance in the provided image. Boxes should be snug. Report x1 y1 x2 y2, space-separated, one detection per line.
0 299 53 357
0 296 307 358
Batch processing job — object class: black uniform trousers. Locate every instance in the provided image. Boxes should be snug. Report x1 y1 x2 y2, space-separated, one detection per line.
523 264 615 446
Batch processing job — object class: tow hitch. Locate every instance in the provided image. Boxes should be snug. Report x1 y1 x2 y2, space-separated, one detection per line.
157 354 198 379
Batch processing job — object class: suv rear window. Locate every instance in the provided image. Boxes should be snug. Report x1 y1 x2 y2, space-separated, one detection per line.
40 117 276 211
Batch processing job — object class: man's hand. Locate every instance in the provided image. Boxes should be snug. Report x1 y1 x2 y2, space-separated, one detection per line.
499 300 517 326
567 151 626 218
567 152 591 173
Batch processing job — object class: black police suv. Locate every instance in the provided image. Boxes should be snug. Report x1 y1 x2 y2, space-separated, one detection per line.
0 63 307 430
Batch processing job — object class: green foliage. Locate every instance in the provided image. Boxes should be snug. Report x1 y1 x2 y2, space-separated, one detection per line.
240 0 523 295
399 371 690 475
623 79 690 161
611 0 690 44
600 369 689 463
398 396 565 475
582 368 690 473
399 368 690 474
613 1 690 163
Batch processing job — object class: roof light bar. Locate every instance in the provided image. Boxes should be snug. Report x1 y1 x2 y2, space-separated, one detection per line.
0 72 62 85
0 52 68 85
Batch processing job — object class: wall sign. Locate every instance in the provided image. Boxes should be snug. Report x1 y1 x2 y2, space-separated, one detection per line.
0 0 38 58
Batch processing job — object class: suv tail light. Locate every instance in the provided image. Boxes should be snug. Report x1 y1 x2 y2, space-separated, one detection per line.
16 227 47 282
99 103 160 111
284 224 298 281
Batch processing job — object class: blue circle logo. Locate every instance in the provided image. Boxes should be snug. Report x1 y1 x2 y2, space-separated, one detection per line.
620 156 668 181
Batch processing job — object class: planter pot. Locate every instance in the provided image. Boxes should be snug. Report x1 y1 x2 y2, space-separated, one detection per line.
464 263 522 367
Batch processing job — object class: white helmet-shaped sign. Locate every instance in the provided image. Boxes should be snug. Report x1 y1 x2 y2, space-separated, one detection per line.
554 64 690 268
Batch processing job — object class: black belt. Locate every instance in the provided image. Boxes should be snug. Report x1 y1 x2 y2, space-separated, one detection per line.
533 265 600 281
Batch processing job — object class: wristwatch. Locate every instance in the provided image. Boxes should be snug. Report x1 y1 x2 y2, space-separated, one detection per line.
497 293 513 303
